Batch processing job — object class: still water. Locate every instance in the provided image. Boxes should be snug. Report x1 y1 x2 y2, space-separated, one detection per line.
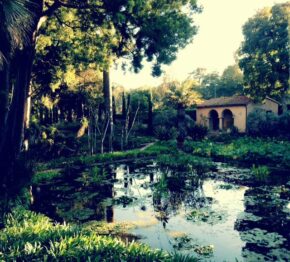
32 161 290 261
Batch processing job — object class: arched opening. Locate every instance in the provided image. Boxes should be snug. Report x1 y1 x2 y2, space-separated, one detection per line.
209 110 219 131
222 109 234 130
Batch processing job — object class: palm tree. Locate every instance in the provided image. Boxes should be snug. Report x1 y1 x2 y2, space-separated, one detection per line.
0 0 37 186
0 0 35 67
164 80 202 147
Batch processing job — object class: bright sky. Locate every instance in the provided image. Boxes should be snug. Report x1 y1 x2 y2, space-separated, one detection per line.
111 0 288 89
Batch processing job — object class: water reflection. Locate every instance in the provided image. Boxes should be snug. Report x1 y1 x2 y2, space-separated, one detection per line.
32 160 290 261
235 185 290 261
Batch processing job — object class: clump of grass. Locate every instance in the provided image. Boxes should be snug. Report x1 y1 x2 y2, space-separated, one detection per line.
251 165 270 181
157 153 215 174
32 170 62 184
0 207 195 261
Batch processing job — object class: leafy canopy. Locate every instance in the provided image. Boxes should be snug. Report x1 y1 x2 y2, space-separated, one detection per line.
238 2 289 101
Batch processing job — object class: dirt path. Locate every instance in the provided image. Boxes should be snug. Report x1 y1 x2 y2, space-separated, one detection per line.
139 142 156 151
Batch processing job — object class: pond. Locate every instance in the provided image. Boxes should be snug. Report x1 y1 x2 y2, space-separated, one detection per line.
32 160 290 261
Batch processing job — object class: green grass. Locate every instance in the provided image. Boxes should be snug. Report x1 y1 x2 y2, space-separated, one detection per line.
183 137 290 169
34 136 290 184
0 207 197 261
35 141 175 172
32 170 62 184
157 153 215 174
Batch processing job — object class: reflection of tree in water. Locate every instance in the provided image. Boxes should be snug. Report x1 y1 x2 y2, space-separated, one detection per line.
235 185 290 261
32 166 114 223
152 169 210 228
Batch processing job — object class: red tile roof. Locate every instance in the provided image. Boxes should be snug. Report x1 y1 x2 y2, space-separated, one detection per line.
197 96 252 108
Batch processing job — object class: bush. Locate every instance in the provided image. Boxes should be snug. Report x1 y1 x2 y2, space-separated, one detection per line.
187 124 208 140
153 109 177 128
30 124 82 160
278 112 290 138
247 109 280 137
154 126 177 141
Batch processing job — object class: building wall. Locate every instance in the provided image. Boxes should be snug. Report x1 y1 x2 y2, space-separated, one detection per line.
247 98 279 116
196 106 247 132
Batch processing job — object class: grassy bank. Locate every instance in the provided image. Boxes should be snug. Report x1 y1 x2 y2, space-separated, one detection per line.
182 137 290 169
0 207 195 261
34 137 290 184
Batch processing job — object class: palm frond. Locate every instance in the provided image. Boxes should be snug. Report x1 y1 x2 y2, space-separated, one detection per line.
0 0 36 67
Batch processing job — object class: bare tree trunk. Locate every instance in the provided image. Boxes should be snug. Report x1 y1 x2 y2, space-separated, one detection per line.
147 92 153 135
124 94 131 149
125 103 140 147
100 118 110 154
103 69 113 152
23 85 32 151
177 103 186 148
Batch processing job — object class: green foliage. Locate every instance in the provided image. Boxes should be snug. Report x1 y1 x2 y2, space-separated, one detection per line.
155 126 178 141
189 65 244 99
157 153 215 174
154 109 177 128
30 123 82 160
247 109 290 138
187 124 208 141
32 170 62 184
238 3 289 101
186 137 290 169
36 142 175 172
0 0 36 67
0 207 178 261
251 165 270 181
163 80 202 108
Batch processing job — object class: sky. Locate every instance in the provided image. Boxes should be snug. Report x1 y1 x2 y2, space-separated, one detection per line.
111 0 288 89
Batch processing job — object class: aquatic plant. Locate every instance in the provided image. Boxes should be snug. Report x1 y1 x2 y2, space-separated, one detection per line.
172 235 214 256
251 165 270 181
186 208 226 225
185 137 290 169
157 153 215 174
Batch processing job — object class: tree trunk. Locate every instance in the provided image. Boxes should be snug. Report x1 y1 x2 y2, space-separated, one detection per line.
147 92 153 135
23 85 32 151
112 95 117 124
103 69 113 152
0 63 10 138
124 94 131 149
0 0 43 188
177 103 186 148
0 48 35 184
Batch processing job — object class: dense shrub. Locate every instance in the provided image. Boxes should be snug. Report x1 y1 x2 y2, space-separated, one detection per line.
187 124 208 140
247 109 290 138
278 112 290 137
153 109 177 128
30 124 82 160
154 126 177 141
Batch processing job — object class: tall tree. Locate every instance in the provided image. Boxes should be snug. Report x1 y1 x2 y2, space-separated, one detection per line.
164 80 202 147
0 0 201 181
238 3 289 103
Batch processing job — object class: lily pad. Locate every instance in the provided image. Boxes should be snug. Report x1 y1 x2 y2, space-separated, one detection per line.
240 228 286 248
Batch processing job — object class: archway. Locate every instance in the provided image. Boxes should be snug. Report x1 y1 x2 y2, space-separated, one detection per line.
209 110 219 131
222 109 234 130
